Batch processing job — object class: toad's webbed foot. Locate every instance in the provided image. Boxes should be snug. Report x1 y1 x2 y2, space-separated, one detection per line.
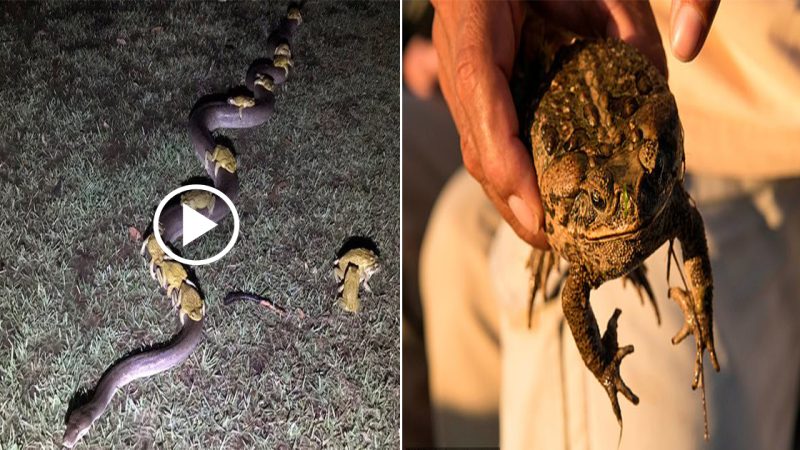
622 264 660 325
599 308 640 426
668 287 720 388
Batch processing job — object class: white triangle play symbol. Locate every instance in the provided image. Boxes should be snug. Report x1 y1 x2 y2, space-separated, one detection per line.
182 204 218 247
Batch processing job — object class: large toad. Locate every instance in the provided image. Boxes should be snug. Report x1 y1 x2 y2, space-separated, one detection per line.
526 38 719 434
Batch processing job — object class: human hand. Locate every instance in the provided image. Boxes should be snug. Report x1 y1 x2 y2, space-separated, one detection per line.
431 0 543 246
430 0 719 247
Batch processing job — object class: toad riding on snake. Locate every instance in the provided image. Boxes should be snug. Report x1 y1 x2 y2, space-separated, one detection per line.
62 5 303 447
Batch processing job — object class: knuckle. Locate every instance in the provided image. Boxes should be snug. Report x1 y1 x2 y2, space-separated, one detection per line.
453 45 482 99
461 148 482 180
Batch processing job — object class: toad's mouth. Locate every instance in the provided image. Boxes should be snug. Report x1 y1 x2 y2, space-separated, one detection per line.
583 218 652 242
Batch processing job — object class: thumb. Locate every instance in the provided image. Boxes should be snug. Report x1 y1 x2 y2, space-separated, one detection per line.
670 0 721 61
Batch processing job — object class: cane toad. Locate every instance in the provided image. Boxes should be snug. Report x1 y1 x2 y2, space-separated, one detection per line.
206 144 237 176
141 233 168 279
525 38 719 436
181 190 216 215
228 95 255 119
273 55 294 76
175 280 205 323
333 248 379 312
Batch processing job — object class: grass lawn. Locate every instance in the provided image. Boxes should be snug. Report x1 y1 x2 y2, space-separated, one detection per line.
0 1 399 447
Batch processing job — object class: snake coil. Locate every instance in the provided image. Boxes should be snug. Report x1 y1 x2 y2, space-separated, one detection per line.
62 5 302 447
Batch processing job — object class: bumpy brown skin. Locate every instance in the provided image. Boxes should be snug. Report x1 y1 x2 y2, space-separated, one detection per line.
528 39 720 429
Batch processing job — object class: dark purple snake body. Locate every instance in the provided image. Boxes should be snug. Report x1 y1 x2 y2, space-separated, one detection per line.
62 6 302 447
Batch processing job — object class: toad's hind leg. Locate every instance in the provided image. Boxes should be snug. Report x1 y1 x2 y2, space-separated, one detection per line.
338 264 361 313
562 268 639 427
670 202 720 439
672 204 720 383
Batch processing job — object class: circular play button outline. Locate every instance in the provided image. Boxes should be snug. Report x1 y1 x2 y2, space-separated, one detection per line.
153 184 240 266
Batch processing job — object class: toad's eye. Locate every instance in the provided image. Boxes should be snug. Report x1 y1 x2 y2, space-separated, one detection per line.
590 190 606 211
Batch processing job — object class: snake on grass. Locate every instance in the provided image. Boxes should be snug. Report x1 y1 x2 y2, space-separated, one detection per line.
62 5 302 447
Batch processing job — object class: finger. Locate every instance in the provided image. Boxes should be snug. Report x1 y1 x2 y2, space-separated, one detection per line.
472 96 548 247
484 184 549 248
449 14 546 246
442 69 544 247
434 11 508 246
459 133 485 184
432 14 476 172
435 51 484 183
434 13 495 221
434 2 546 247
601 0 668 76
431 15 465 133
670 0 721 61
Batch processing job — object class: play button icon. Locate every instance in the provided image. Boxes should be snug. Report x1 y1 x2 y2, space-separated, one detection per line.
182 203 218 247
152 184 240 266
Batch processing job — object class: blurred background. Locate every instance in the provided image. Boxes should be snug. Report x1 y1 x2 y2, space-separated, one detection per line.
402 1 461 447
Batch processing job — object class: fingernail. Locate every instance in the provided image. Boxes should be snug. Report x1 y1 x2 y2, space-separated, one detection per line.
671 5 704 61
509 195 540 234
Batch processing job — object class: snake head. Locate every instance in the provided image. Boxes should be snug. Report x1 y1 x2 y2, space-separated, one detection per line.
63 408 93 448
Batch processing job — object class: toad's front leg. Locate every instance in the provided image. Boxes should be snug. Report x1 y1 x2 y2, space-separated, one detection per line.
562 268 639 426
672 202 720 387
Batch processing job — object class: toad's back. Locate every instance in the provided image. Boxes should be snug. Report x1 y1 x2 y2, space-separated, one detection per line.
528 39 684 280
